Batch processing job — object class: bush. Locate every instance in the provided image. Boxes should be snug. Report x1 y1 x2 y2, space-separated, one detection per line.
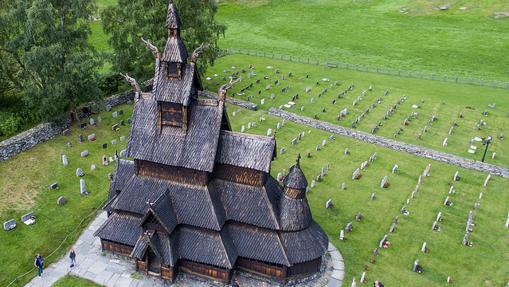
0 112 23 138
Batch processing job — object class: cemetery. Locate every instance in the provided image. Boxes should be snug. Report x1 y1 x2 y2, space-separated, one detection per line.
0 1 508 287
204 55 509 168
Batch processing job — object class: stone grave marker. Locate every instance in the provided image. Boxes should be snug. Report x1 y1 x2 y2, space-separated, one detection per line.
91 164 96 171
3 219 16 231
483 174 491 187
339 229 345 240
370 192 376 200
310 180 316 188
360 272 366 284
111 123 119 131
345 222 353 233
442 137 448 147
67 141 72 148
76 168 84 177
423 164 431 177
373 248 379 257
62 155 68 166
352 168 361 180
57 196 67 206
412 259 420 273
112 111 118 118
325 199 334 209
378 234 388 248
111 139 118 145
120 136 126 142
80 178 88 195
62 129 71 136
50 182 59 190
389 222 396 233
89 118 95 126
360 161 368 170
421 242 428 253
444 196 452 206
21 211 35 225
341 182 347 190
102 155 108 166
321 139 326 146
432 221 440 231
267 128 273 136
88 133 96 141
280 148 285 155
80 150 89 157
449 186 455 194
380 176 389 188
453 171 460 181
392 164 398 174
355 212 363 222
79 134 84 143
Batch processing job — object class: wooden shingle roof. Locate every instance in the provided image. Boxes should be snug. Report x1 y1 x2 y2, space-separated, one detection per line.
284 164 308 190
279 194 312 232
153 64 199 105
280 221 328 265
161 36 188 63
127 96 223 171
165 2 181 29
94 212 143 246
216 130 276 172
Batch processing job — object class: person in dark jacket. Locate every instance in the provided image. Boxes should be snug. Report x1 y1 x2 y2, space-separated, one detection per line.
34 254 43 277
69 249 76 267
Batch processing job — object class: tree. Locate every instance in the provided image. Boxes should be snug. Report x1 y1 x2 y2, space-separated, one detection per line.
102 0 225 80
0 0 100 122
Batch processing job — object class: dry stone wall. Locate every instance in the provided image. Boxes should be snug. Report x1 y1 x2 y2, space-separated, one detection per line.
269 108 509 178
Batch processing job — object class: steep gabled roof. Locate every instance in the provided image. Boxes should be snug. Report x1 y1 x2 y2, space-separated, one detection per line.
216 130 276 172
279 193 312 232
226 222 290 267
176 225 237 269
161 36 188 63
94 212 143 246
165 2 181 29
212 178 281 230
127 95 223 171
280 221 328 265
140 191 177 234
153 63 199 105
131 231 177 266
284 163 308 190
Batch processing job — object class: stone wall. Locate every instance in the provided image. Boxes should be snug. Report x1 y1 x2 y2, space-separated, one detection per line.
0 87 138 162
268 108 509 178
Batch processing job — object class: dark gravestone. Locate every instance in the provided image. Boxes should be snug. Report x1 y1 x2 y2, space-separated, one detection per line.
111 124 119 131
102 143 108 149
80 123 87 130
119 120 125 126
50 182 59 190
79 134 84 143
118 110 124 115
57 196 67 206
62 129 71 136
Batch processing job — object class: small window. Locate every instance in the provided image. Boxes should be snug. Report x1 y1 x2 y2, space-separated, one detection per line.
167 62 178 77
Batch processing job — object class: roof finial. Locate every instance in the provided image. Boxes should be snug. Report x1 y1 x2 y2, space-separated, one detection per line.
296 153 301 167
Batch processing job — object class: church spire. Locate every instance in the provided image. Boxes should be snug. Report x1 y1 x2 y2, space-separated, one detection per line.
161 0 187 79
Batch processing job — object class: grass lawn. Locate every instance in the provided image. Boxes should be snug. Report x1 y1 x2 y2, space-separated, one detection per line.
216 0 509 80
204 54 509 168
227 106 509 287
0 98 507 286
52 275 101 287
0 105 132 287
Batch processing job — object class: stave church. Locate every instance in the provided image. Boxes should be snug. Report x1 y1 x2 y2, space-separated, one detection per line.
95 1 328 284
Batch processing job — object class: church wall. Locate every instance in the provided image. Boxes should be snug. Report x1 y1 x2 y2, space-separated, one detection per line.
101 239 133 256
286 257 322 277
213 163 266 186
236 257 287 280
179 260 231 283
135 159 209 185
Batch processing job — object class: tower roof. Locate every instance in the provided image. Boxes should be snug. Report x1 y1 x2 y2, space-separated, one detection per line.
166 1 181 29
283 155 308 190
161 36 188 63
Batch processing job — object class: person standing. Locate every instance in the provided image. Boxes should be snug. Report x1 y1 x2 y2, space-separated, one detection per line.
34 254 43 277
69 249 76 267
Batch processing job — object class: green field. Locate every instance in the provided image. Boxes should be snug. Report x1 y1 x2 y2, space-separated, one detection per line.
204 54 509 168
227 106 509 287
53 276 101 287
216 0 509 80
0 105 132 287
1 101 507 287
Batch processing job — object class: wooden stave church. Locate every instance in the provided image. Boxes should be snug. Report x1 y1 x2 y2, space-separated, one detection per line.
94 1 328 284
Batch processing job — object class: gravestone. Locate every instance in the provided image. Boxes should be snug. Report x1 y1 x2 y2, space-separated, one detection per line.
3 219 16 231
316 175 321 182
291 138 297 145
120 136 126 142
67 142 72 148
241 125 245 133
436 212 443 222
112 111 118 118
432 221 440 231
378 234 388 248
380 176 389 188
321 166 325 177
50 182 59 190
341 182 347 190
442 137 448 147
310 180 316 188
360 272 366 284
247 122 252 129
423 164 431 177
76 168 84 177
412 259 420 273
352 168 361 180
444 196 452 206
339 229 345 240
345 222 353 233
57 196 67 206
316 145 321 151
62 129 71 136
102 156 108 166
21 211 35 225
111 139 118 145
102 143 107 149
492 152 496 159
267 128 273 136
325 199 334 209
351 277 356 287
392 164 398 174
89 118 95 126
80 178 88 195
421 242 428 253
449 186 455 194
321 139 326 146
62 155 68 167
453 171 460 181
111 123 119 131
370 192 376 201
87 133 96 141
360 161 368 170
106 104 112 111
276 122 281 130
90 164 96 171
483 174 491 187
80 150 89 157
79 134 84 143
355 212 363 222
108 173 114 181
373 248 379 257
505 213 509 228
280 148 285 155
447 276 453 284
389 222 396 233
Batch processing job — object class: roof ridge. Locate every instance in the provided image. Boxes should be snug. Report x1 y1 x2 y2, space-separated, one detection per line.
220 129 274 142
